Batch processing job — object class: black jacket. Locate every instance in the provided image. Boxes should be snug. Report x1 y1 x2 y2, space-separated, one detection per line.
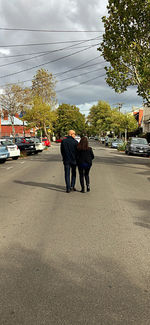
61 136 78 164
77 147 94 166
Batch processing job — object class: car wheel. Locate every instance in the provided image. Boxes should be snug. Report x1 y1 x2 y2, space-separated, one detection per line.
0 159 6 163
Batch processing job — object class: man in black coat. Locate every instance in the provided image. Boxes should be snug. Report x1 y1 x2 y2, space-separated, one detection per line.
61 130 78 193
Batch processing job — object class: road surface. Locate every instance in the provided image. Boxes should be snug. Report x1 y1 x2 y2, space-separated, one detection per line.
0 142 150 325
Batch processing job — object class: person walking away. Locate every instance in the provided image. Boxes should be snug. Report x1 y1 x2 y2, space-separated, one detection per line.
77 137 94 193
61 130 78 193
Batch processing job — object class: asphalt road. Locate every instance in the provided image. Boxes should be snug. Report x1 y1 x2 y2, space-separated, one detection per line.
0 142 150 325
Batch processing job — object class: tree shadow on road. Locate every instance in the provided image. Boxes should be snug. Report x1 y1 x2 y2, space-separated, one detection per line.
0 244 150 325
130 199 150 230
94 155 150 170
14 180 66 193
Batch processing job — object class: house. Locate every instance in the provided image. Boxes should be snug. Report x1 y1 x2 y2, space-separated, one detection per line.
132 104 150 135
0 110 35 138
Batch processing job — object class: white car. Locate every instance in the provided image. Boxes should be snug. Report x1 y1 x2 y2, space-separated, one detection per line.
29 137 44 152
75 136 81 143
0 139 20 160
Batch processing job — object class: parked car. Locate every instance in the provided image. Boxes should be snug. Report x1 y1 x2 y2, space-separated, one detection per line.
100 137 105 144
111 139 124 149
89 136 95 140
0 139 20 160
56 138 63 143
75 136 81 143
0 144 9 163
25 137 44 153
15 137 36 155
42 137 51 147
125 137 150 157
105 137 113 147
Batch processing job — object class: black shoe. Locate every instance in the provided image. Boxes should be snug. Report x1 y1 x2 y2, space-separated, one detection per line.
66 189 70 193
87 185 90 192
71 187 76 191
80 188 85 193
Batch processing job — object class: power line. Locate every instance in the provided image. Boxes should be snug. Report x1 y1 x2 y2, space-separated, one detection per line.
54 56 102 76
0 45 100 59
59 67 105 82
0 43 100 80
0 27 105 33
0 41 99 68
57 73 106 93
0 56 105 87
0 36 102 48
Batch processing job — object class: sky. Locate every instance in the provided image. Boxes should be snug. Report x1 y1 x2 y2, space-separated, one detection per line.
0 0 143 116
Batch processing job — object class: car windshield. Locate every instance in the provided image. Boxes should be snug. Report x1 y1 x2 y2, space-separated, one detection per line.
1 140 14 145
131 138 148 145
33 138 40 143
113 139 122 143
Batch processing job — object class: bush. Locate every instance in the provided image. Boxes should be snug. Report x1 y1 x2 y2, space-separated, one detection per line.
117 142 126 151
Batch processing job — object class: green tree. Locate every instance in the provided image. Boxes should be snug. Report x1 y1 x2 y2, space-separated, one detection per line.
110 109 138 138
55 103 86 137
99 0 150 104
88 100 112 135
32 68 57 107
23 96 57 139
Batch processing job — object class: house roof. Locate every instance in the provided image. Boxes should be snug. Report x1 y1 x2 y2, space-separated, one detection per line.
1 115 27 126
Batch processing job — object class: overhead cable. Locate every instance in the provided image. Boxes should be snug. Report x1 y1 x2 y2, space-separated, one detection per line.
0 36 102 48
57 73 106 93
0 27 104 33
0 44 100 80
0 42 99 68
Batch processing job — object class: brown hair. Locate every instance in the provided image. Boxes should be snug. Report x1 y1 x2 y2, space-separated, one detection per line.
77 137 89 151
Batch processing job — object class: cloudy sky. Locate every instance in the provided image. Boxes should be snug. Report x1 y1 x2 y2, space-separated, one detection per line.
0 0 143 116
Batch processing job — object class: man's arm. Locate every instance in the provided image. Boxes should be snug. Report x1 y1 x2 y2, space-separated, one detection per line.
60 140 64 159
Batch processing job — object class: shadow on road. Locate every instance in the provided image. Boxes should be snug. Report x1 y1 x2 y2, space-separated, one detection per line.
130 199 150 230
14 180 66 193
29 153 62 163
94 155 150 170
0 244 149 325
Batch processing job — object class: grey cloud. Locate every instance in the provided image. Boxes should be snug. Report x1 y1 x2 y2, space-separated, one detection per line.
0 0 143 113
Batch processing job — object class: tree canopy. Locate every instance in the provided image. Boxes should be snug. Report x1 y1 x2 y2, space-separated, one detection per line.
88 101 112 134
88 100 138 136
99 0 150 105
55 103 86 137
23 96 57 139
32 68 57 107
0 84 31 138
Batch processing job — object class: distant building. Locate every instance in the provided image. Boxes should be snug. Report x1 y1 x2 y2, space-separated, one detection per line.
0 110 35 137
132 105 150 133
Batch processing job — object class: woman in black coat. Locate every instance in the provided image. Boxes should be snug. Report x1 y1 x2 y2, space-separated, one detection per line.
77 137 94 193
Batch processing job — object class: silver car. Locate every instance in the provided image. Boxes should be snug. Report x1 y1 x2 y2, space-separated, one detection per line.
0 144 9 163
125 137 150 157
0 139 20 160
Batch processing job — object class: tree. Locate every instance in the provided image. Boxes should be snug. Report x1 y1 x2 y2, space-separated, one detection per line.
88 100 112 134
0 84 31 138
32 68 57 107
110 109 138 138
99 0 150 105
23 96 57 139
55 104 86 137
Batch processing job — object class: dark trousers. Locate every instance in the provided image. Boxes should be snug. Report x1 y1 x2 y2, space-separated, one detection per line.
64 163 76 190
78 166 91 189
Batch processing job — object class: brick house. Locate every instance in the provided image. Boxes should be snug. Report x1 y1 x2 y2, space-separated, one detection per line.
0 110 35 137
